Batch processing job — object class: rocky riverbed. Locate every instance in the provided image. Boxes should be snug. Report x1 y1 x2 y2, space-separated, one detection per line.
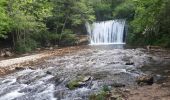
0 45 169 100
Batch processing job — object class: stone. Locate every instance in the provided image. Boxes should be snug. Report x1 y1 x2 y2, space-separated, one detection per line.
164 57 170 59
0 51 5 57
110 96 117 100
110 95 124 100
49 47 53 50
66 76 91 90
153 74 167 83
36 48 41 51
162 83 167 87
82 76 92 82
112 83 126 87
136 75 154 85
5 51 13 57
76 35 89 45
46 71 52 75
54 45 59 48
164 70 170 73
29 67 35 70
146 45 162 51
77 82 86 87
125 62 134 65
122 89 130 93
49 76 62 86
15 67 25 70
67 81 85 89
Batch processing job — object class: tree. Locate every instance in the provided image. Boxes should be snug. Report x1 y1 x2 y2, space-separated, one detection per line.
113 0 135 20
128 0 168 45
47 0 95 42
93 0 125 21
7 0 52 52
0 0 10 38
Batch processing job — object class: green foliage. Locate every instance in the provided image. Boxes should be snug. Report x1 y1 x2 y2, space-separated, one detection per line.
93 0 126 21
61 29 77 43
48 0 95 34
92 0 170 47
131 0 164 34
154 35 170 48
113 0 135 20
0 0 11 38
102 85 110 92
32 31 60 46
7 0 53 51
94 3 112 21
89 91 107 100
70 0 95 25
89 85 110 100
15 38 38 53
127 0 170 47
1 0 170 51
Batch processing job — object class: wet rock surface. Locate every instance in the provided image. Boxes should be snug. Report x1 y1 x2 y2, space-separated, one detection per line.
136 75 154 85
0 46 168 100
119 49 170 100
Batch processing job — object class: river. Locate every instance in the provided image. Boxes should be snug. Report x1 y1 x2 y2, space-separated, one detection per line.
0 45 169 100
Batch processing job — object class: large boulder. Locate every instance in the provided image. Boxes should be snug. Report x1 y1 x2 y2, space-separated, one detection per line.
0 48 14 57
5 51 13 57
76 35 89 45
66 76 92 90
0 51 5 57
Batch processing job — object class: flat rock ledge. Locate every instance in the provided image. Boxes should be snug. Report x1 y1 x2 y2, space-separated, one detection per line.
0 46 82 76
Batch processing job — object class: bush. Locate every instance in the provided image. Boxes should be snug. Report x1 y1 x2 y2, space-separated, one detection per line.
14 29 78 53
113 0 135 20
89 85 111 100
59 29 78 46
31 31 59 47
15 38 38 53
154 34 170 48
89 91 107 100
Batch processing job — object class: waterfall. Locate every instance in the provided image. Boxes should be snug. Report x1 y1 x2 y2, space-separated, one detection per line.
86 20 126 45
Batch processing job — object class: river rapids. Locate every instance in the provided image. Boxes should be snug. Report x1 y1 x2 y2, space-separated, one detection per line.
0 46 166 100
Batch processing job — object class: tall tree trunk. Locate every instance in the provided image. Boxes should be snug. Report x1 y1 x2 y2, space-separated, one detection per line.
12 32 15 48
59 16 68 43
23 29 26 46
16 29 19 42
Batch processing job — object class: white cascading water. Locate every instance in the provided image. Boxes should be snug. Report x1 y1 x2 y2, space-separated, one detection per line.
86 20 126 45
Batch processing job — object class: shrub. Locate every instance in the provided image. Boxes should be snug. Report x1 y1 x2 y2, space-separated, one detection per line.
15 38 38 53
31 31 59 47
154 34 170 48
59 29 78 46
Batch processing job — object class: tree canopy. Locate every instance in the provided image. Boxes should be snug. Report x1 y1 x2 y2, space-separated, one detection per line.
0 0 170 52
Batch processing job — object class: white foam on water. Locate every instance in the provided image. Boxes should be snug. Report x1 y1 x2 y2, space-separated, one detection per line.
77 87 90 92
2 78 16 85
0 90 25 100
36 84 56 100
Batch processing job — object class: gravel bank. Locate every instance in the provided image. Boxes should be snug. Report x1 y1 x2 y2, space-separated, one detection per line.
0 46 83 76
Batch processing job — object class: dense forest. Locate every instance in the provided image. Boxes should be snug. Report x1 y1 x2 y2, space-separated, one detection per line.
0 0 170 52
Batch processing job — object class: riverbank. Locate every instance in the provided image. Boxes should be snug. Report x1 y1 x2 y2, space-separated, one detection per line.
0 46 85 76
